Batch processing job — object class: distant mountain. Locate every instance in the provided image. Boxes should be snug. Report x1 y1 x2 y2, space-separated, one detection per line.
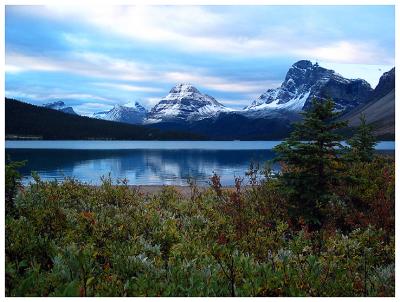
93 102 147 125
6 98 204 140
340 67 395 139
244 60 372 114
43 101 78 115
146 83 230 123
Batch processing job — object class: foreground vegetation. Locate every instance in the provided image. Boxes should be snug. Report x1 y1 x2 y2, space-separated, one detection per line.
5 101 395 296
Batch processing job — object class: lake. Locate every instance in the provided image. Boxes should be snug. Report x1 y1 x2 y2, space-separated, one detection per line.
5 140 395 186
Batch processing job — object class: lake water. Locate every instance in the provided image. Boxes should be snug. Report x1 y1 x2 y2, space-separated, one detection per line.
5 140 395 186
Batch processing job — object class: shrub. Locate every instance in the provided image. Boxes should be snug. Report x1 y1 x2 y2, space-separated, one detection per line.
5 155 395 296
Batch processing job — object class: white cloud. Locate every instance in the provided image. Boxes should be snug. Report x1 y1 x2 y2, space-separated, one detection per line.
6 53 62 72
93 82 163 93
5 65 24 73
6 88 116 109
45 6 223 42
163 71 275 94
27 5 392 64
295 41 392 65
5 51 154 82
6 50 271 100
62 33 92 48
5 90 44 102
45 93 112 102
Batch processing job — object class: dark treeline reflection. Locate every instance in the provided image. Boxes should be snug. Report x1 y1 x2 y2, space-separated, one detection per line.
6 149 278 186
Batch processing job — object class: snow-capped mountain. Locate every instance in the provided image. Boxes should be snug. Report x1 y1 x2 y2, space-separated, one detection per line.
244 60 373 114
146 83 230 123
93 102 147 125
43 101 78 115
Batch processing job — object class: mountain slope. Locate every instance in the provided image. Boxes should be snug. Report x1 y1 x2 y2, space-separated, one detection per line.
340 68 395 139
244 60 372 114
370 67 395 101
6 98 204 140
346 90 394 138
93 102 147 125
43 101 78 115
147 83 230 123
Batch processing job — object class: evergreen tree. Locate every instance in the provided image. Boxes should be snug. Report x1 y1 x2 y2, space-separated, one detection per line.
347 114 377 162
273 99 347 227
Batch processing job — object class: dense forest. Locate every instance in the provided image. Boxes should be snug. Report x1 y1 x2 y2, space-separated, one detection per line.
5 100 395 296
148 112 295 140
5 98 204 140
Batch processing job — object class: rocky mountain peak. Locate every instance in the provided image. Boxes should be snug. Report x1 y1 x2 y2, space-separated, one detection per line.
245 60 373 113
169 83 200 94
292 60 314 70
131 101 147 112
146 84 229 123
111 101 147 113
43 100 77 115
283 61 334 89
44 100 66 109
93 101 147 125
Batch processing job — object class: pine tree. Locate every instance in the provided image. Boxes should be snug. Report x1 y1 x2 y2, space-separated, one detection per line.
347 114 377 162
273 99 347 227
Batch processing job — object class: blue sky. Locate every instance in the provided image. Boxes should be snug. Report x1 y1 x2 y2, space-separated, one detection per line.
5 5 395 115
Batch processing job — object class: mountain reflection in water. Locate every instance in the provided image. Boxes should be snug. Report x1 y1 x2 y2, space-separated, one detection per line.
6 148 278 186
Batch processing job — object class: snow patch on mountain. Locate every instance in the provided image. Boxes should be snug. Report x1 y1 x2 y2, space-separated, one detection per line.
248 91 310 112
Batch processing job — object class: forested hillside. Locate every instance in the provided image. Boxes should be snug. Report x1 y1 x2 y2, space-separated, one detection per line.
5 98 203 140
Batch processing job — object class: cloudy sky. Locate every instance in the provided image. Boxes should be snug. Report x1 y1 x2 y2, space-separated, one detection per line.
5 5 395 115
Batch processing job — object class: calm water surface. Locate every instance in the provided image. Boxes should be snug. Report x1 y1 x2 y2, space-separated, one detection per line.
5 140 395 186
